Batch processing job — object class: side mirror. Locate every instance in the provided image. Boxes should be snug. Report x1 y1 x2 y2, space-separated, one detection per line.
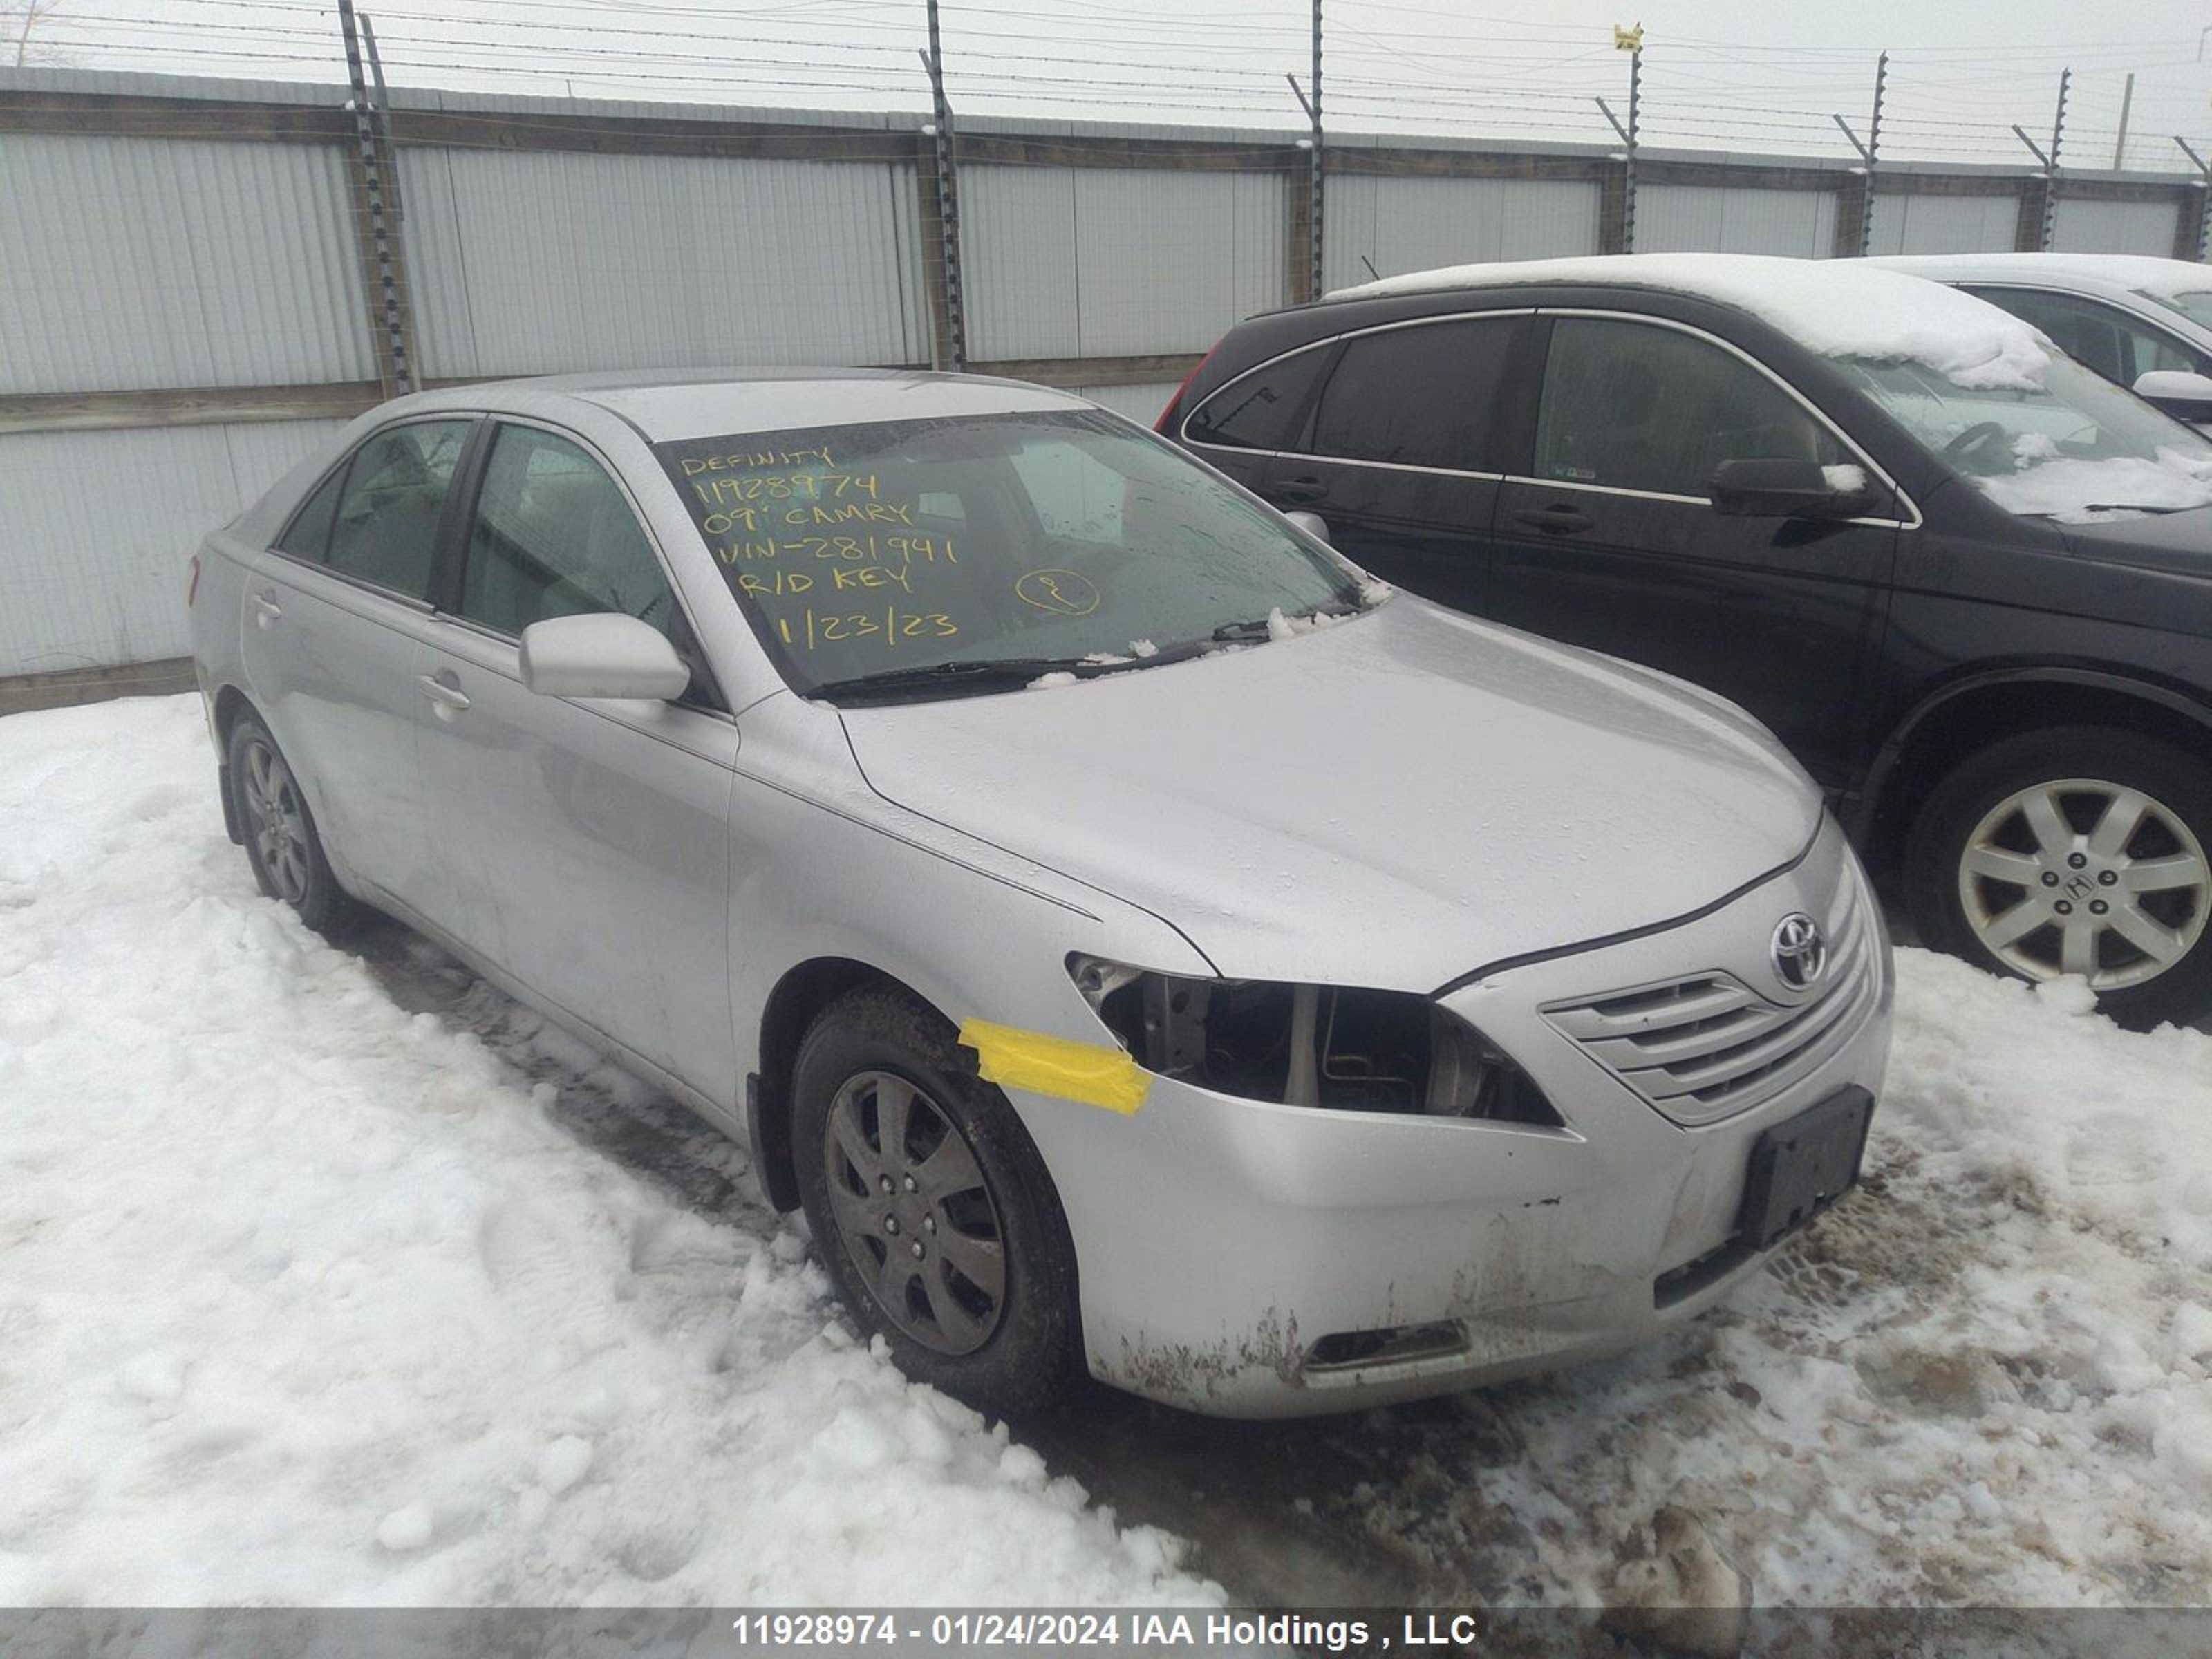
2131 368 2212 419
518 612 691 702
1282 508 1333 546
1709 458 1870 520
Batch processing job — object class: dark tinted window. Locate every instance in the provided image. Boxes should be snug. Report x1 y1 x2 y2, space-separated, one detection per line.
326 420 471 600
1185 345 1331 451
1535 318 1844 497
459 424 675 637
1308 318 1512 470
1964 286 2202 388
275 465 346 562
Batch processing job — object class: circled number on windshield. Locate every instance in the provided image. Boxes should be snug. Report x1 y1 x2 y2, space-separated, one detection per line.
1015 569 1101 617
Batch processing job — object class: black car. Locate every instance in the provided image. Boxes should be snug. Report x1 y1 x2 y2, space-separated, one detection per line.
1161 254 2212 1027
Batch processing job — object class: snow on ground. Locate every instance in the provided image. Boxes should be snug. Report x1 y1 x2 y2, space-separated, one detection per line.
3 692 2210 1615
0 695 1217 1607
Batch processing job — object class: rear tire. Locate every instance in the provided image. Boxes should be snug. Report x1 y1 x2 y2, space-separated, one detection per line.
225 712 360 939
1904 725 2212 1030
793 986 1076 1417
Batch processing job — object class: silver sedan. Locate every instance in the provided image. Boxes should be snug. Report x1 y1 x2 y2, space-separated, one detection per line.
188 370 1893 1417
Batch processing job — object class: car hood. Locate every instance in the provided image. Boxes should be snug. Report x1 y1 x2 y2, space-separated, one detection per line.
838 599 1821 993
2056 504 2212 582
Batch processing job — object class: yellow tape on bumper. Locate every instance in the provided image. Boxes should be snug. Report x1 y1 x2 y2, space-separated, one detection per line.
957 1019 1150 1116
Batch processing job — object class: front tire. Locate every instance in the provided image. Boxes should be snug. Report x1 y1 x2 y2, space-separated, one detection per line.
792 987 1076 1417
1905 725 2212 1029
225 712 359 938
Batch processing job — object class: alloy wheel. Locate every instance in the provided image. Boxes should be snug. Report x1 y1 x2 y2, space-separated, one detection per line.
241 738 311 906
821 1069 1007 1356
1957 776 2210 991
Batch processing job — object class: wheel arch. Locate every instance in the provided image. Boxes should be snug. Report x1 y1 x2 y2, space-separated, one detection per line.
210 683 259 845
1858 666 2212 872
747 956 919 1214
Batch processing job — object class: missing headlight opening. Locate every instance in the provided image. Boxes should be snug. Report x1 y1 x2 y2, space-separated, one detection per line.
1067 956 1562 1125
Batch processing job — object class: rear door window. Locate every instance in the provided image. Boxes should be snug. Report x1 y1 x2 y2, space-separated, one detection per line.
456 424 675 637
1534 317 1844 497
1307 317 1515 471
326 420 472 600
274 465 346 563
1184 345 1332 451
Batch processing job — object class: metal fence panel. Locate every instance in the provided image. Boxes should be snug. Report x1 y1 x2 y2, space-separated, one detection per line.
0 133 374 395
0 419 344 675
2050 196 2184 256
397 147 930 379
962 167 1288 360
1638 183 1839 258
960 165 1083 361
1324 174 1601 290
1867 191 2022 254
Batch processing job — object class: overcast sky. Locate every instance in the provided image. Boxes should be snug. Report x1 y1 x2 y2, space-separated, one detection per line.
15 0 2212 174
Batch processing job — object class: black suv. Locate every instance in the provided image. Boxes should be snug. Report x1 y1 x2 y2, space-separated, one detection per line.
1161 256 2212 1027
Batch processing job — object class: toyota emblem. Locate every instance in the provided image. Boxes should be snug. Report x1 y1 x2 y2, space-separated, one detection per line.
1770 912 1828 991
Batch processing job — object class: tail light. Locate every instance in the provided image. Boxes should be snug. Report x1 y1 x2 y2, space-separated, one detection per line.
186 554 201 608
1155 339 1221 434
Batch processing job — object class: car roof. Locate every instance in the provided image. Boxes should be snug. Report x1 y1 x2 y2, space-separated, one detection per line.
384 367 1093 443
1868 252 2212 303
1298 252 2051 386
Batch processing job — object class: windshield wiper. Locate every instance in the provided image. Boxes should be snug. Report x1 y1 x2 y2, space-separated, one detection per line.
1209 598 1364 641
2083 503 2188 514
812 653 1177 703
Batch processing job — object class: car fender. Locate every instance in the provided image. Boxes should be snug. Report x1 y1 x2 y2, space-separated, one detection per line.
1853 660 2212 838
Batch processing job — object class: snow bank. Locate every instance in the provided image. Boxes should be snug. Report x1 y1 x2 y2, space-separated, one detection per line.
0 697 1219 1607
1330 254 2053 390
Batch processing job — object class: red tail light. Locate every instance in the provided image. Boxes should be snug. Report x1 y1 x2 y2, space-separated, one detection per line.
1156 339 1221 434
186 554 201 608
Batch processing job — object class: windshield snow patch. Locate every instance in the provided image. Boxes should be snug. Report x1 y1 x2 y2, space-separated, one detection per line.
1331 254 2053 391
1978 446 2212 523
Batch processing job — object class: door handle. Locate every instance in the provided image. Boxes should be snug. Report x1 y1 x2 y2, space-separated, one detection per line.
1267 476 1330 507
415 673 471 712
252 591 283 627
1510 505 1594 535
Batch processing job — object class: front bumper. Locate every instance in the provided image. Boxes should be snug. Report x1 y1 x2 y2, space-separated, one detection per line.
1031 818 1893 1417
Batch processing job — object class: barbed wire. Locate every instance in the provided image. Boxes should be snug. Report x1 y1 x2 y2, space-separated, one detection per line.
15 0 2212 175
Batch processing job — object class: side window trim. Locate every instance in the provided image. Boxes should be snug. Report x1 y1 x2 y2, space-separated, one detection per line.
1520 307 1923 532
1183 309 1537 480
444 415 729 714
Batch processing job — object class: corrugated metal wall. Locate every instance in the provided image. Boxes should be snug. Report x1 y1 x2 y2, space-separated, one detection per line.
2050 196 2184 257
0 132 374 393
1867 191 2022 255
961 167 1286 359
1639 183 1839 259
1073 382 1182 425
0 420 345 676
1323 174 1601 290
398 147 930 379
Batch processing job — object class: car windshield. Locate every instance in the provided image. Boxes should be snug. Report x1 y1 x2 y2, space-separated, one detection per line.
654 409 1367 700
1833 350 2212 522
2145 287 2212 330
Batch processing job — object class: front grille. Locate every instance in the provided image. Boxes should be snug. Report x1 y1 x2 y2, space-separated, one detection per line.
1541 870 1880 1127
